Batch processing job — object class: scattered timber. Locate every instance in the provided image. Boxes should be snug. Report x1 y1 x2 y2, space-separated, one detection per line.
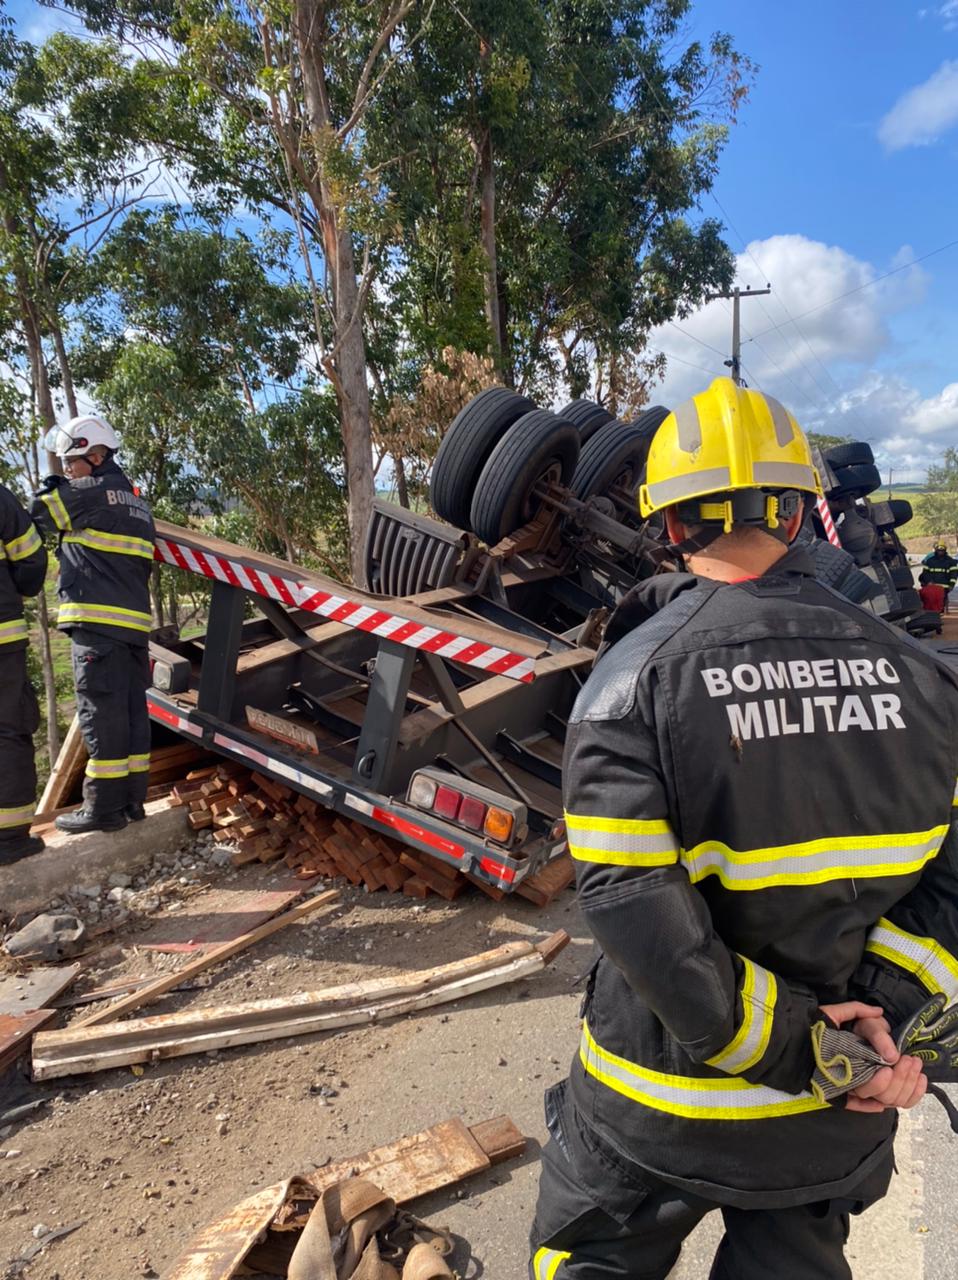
32 931 569 1079
76 889 340 1027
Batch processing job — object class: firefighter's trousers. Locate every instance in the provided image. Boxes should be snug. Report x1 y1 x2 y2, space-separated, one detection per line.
0 647 39 845
71 628 150 816
530 1086 893 1280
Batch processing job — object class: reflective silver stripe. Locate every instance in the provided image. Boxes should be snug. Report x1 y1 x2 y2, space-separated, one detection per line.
752 461 818 490
763 395 795 446
673 397 702 452
0 804 34 829
865 919 958 1001
682 827 945 890
42 489 70 531
5 526 42 561
85 758 130 779
565 815 679 865
644 467 732 509
533 1247 570 1280
0 619 28 644
58 604 152 632
952 778 957 807
580 1022 824 1120
63 531 154 559
706 958 776 1074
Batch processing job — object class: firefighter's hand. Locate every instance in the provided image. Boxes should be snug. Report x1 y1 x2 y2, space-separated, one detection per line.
846 1054 927 1113
36 474 65 495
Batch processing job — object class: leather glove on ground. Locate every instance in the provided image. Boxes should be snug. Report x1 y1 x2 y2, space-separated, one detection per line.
895 992 958 1079
35 473 65 496
809 1019 889 1104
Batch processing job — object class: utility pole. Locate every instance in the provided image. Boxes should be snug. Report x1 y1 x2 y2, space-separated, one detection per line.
705 284 772 386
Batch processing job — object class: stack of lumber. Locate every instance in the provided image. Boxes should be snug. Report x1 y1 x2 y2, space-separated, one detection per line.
169 760 573 906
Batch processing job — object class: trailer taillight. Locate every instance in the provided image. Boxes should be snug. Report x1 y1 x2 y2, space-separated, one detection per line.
405 767 527 848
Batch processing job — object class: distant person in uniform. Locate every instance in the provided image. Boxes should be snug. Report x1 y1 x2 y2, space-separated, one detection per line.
31 416 155 834
921 542 957 607
0 485 47 863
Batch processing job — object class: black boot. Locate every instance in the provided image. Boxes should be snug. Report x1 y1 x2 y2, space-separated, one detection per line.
0 834 45 865
125 802 146 822
55 808 128 835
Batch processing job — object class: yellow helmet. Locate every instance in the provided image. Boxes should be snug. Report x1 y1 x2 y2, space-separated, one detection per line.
638 377 822 531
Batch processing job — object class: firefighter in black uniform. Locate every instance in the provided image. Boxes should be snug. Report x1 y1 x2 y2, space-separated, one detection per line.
530 377 958 1280
31 415 155 834
0 486 47 863
921 541 957 599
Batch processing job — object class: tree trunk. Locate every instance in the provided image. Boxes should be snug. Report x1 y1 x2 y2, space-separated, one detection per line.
36 593 60 765
51 319 78 419
150 564 165 628
294 0 376 586
393 452 410 509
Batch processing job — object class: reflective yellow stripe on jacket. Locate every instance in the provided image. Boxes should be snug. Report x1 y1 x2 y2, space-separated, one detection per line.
40 488 71 531
0 619 28 645
86 758 130 779
62 530 154 560
682 826 946 891
865 918 958 1001
532 1246 570 1279
128 753 150 774
705 956 777 1074
58 603 152 633
0 804 34 829
5 525 42 561
565 813 679 867
952 778 958 808
580 1021 826 1121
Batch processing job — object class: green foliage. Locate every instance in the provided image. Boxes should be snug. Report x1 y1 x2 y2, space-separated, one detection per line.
921 447 958 540
807 431 854 452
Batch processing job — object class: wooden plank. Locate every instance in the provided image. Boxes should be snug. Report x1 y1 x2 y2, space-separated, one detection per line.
165 1113 521 1280
0 1009 57 1074
33 948 553 1078
136 877 307 953
32 935 568 1078
73 889 340 1027
0 965 80 1016
468 1115 526 1163
37 714 87 813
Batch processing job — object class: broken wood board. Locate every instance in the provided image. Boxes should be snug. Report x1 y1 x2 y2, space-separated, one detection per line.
135 872 309 953
166 1116 524 1280
33 931 569 1078
75 889 341 1029
0 1010 58 1074
36 713 87 814
0 965 80 1016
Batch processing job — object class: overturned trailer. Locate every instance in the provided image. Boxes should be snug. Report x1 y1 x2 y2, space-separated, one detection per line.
146 390 924 891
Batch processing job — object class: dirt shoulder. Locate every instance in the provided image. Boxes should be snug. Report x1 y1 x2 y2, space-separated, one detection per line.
0 861 589 1280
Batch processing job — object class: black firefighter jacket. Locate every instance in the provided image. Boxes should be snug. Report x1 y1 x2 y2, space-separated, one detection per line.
0 484 47 649
31 459 155 645
563 544 958 1208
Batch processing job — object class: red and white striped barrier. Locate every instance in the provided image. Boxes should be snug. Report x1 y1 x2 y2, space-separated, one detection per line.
154 534 537 683
816 496 841 548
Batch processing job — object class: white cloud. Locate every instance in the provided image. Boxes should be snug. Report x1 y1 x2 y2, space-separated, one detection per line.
879 60 958 149
644 234 946 482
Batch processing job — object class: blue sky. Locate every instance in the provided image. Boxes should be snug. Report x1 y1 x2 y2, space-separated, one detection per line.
6 0 958 479
649 0 958 479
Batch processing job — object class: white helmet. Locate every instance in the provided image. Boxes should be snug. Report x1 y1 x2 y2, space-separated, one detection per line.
44 414 120 460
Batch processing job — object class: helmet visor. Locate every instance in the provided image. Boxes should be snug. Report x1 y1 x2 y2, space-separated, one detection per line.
43 426 92 458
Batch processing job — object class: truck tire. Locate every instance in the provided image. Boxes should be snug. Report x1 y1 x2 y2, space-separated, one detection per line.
470 411 580 545
570 407 668 502
827 462 882 496
429 387 536 529
558 399 615 442
823 441 874 468
888 498 913 528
